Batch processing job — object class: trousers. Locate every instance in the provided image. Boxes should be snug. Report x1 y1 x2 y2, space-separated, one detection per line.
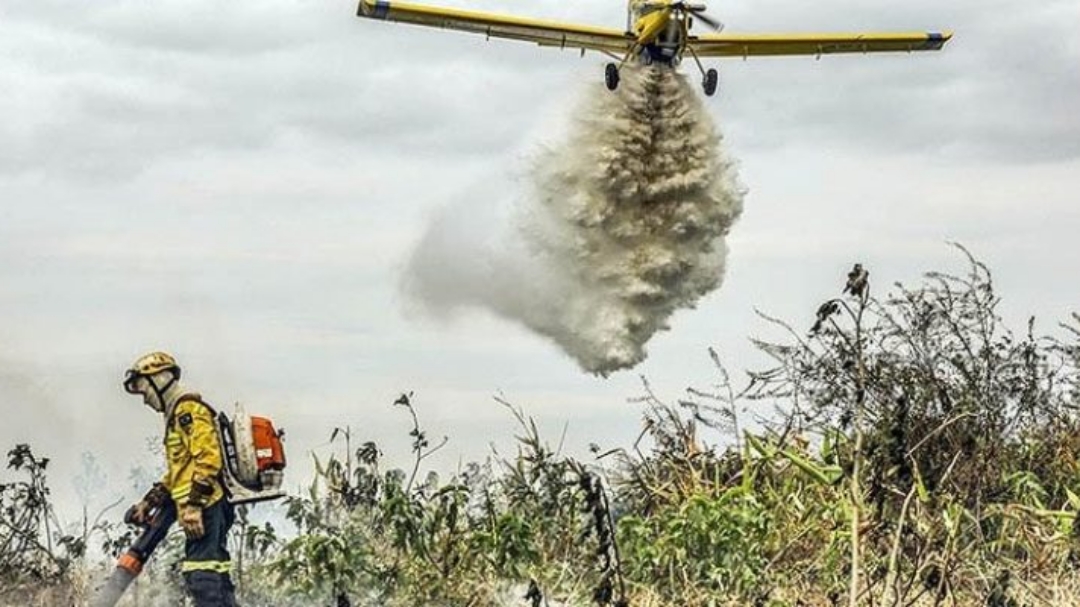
181 499 237 607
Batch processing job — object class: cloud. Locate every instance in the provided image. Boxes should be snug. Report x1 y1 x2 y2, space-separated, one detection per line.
0 0 575 181
717 0 1080 162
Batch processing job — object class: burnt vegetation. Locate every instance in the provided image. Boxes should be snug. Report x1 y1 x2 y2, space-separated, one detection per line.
3 247 1080 606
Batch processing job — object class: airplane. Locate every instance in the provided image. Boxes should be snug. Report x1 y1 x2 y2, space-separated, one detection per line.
355 0 951 97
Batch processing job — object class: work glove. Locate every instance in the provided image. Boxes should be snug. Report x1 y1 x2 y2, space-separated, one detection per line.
125 483 169 526
179 505 205 540
179 477 215 539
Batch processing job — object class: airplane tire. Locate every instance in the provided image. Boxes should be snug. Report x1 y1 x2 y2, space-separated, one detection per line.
703 68 719 96
605 63 620 91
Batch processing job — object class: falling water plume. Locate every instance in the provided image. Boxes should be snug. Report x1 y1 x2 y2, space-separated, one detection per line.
405 64 745 376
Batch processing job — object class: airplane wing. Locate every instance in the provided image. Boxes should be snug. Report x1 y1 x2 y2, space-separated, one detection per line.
357 0 633 54
687 31 952 58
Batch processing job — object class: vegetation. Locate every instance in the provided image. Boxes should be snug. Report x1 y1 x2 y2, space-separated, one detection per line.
3 248 1080 606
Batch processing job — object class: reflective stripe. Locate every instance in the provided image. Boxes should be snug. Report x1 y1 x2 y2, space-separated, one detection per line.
181 559 232 574
172 486 190 500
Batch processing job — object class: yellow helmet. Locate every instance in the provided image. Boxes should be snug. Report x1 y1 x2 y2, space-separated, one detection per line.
123 351 181 394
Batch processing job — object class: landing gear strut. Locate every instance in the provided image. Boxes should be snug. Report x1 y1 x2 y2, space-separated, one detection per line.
605 63 620 91
686 44 719 98
702 68 719 97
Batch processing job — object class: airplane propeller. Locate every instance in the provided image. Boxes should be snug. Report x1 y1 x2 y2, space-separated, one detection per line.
670 1 724 32
689 8 724 31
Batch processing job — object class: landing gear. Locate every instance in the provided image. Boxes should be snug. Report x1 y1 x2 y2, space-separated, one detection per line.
605 63 620 91
686 45 719 98
702 68 719 97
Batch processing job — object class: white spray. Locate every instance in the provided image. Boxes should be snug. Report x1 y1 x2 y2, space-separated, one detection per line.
405 65 745 376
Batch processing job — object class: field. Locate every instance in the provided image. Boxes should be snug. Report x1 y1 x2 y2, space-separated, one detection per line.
4 249 1080 607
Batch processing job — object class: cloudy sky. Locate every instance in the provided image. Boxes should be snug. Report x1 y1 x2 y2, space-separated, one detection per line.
2 0 1078 519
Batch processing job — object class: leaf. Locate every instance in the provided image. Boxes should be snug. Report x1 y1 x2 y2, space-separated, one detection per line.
777 446 842 486
912 463 930 505
744 433 774 459
1067 488 1080 511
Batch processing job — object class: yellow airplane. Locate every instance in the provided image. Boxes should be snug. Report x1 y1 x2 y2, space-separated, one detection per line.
356 0 951 97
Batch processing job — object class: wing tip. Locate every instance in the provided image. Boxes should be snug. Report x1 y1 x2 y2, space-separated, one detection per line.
926 30 953 50
357 0 390 19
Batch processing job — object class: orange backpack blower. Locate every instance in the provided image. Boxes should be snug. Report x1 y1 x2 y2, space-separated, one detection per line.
217 402 287 504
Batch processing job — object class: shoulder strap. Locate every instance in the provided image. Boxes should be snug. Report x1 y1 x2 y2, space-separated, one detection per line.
168 394 219 428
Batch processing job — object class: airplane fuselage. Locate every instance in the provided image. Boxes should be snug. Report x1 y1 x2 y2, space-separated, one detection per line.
629 1 688 65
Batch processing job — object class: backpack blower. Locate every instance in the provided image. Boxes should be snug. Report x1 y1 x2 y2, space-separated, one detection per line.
91 403 286 607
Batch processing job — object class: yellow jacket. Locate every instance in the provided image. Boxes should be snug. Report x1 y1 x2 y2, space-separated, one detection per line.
163 395 225 507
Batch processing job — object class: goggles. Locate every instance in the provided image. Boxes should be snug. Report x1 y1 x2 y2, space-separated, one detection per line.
123 370 145 394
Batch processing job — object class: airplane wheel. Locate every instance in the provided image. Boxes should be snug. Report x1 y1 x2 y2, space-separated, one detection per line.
605 63 620 91
703 68 719 96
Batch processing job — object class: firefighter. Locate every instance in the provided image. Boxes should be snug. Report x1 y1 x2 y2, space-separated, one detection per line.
124 351 237 607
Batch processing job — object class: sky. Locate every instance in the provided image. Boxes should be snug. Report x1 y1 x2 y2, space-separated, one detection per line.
1 0 1078 522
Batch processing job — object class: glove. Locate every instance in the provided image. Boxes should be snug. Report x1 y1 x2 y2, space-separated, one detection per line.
125 483 170 526
179 505 205 540
179 477 214 537
125 501 150 526
179 477 214 539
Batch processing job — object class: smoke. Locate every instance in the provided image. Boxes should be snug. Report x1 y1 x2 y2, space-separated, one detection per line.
405 65 744 376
